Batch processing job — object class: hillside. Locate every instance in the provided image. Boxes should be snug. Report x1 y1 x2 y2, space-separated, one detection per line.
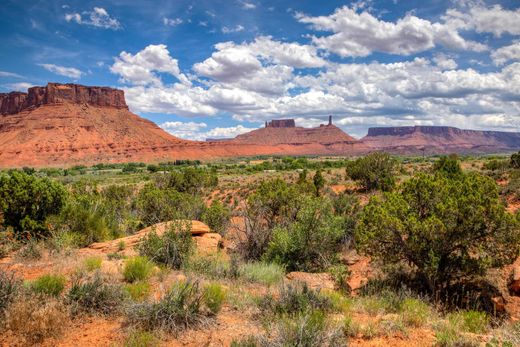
362 126 520 154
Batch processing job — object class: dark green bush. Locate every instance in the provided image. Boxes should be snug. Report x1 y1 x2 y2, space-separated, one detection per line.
138 222 194 269
433 154 463 178
201 200 231 236
0 171 66 236
346 152 397 191
511 152 520 169
356 172 520 293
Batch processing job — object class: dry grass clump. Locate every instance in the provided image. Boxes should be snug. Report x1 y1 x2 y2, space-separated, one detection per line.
5 294 68 344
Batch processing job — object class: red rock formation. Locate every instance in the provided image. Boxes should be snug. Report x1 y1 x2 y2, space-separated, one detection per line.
0 92 28 115
266 119 296 128
362 126 520 154
0 83 127 115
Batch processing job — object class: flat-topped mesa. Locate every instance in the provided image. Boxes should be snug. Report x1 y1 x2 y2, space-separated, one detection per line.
0 83 128 115
367 125 464 137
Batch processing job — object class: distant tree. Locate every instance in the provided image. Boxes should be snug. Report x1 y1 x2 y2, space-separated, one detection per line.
433 154 463 178
297 169 308 185
346 152 397 191
356 172 520 293
0 171 67 236
313 169 325 196
511 152 520 169
201 200 231 236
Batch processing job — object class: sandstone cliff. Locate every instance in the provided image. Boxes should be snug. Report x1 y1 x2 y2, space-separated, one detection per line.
0 83 127 115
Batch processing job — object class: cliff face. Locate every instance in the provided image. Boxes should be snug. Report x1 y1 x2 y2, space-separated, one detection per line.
0 83 127 115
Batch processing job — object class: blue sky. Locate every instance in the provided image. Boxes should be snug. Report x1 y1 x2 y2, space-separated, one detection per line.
1 0 519 139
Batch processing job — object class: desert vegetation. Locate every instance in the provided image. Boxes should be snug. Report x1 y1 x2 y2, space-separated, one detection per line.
1 152 520 346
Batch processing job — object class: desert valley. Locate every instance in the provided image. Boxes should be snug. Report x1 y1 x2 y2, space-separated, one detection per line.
2 1 520 346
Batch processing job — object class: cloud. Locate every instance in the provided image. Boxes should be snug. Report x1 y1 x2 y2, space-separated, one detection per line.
0 71 23 78
163 17 183 26
159 120 255 140
65 7 121 30
433 53 458 70
222 25 244 33
445 5 520 37
110 44 190 86
239 1 256 10
4 82 33 91
296 6 487 57
491 42 520 66
39 63 83 79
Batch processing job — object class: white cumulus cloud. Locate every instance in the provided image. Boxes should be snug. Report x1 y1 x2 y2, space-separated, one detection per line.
65 7 121 30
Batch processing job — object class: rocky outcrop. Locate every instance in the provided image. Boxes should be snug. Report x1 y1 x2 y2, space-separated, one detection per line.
266 119 296 128
0 92 28 115
0 83 127 115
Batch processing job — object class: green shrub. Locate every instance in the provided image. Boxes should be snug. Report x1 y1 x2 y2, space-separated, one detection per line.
447 310 489 334
126 280 207 333
123 256 154 283
31 274 66 297
0 171 67 235
346 152 397 191
240 262 284 286
433 154 463 178
0 270 21 315
259 283 331 317
15 240 42 260
125 282 151 302
511 152 520 169
83 256 102 272
184 254 230 279
124 330 158 347
343 316 360 337
400 298 432 327
356 172 520 293
264 196 344 272
66 273 124 315
230 336 259 347
201 200 231 235
138 222 194 269
204 283 226 315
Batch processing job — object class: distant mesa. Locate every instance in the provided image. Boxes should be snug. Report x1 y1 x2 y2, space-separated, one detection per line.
265 119 296 128
205 138 232 142
0 82 127 115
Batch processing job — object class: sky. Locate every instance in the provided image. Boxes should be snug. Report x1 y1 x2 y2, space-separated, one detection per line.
1 0 520 140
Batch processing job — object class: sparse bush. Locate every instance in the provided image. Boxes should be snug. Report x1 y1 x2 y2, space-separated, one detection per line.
0 270 21 316
356 172 520 293
343 316 360 337
83 256 102 272
138 222 194 269
511 152 520 169
240 262 284 286
66 273 124 315
16 240 42 260
264 196 345 272
5 295 67 344
400 298 432 327
126 280 207 333
267 310 345 347
184 254 230 279
204 282 226 315
31 274 66 297
346 152 397 191
125 282 151 302
123 256 154 283
124 330 158 347
259 283 331 317
447 310 489 334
